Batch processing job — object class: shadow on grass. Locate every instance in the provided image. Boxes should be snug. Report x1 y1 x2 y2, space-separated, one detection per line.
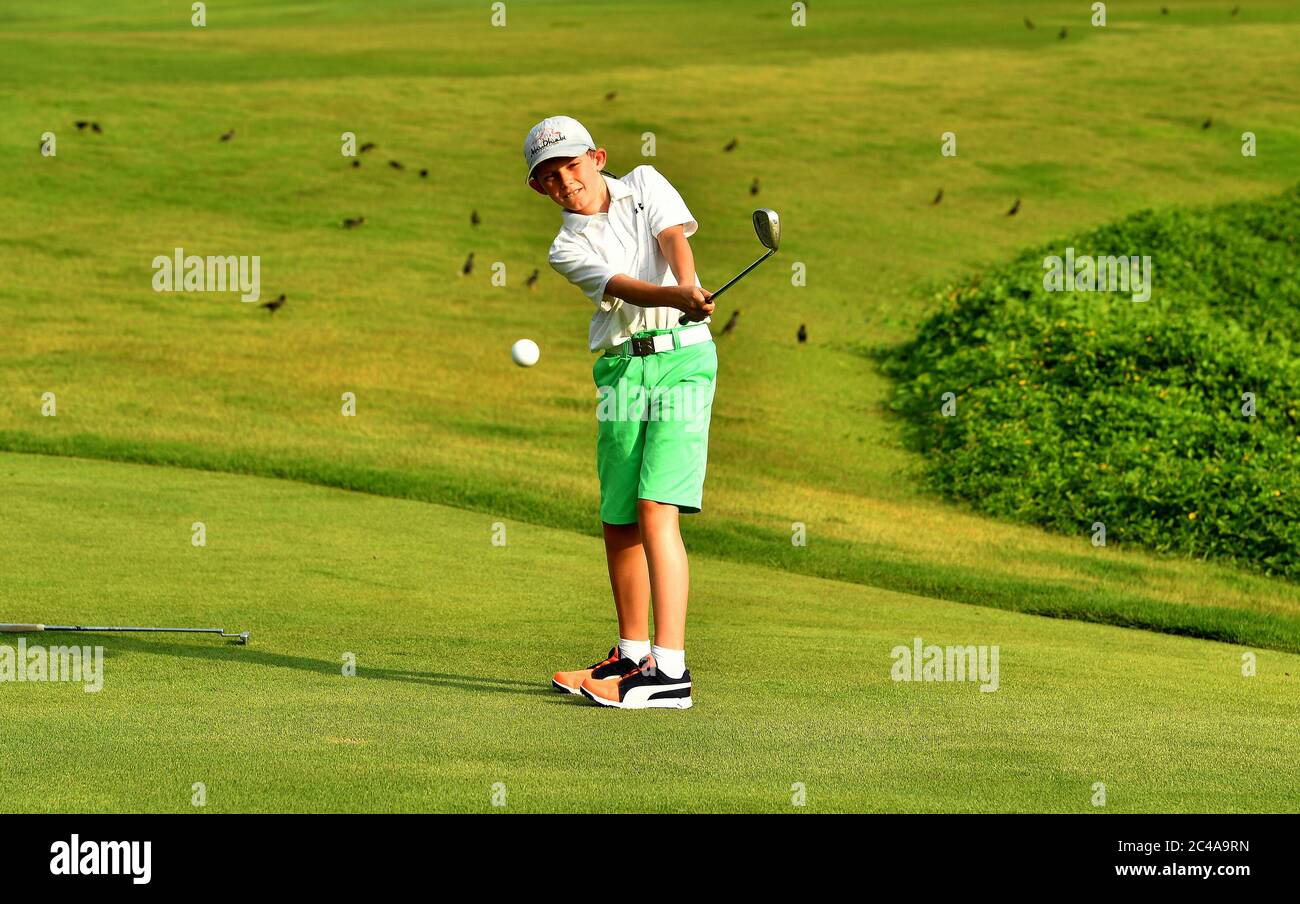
50 632 561 699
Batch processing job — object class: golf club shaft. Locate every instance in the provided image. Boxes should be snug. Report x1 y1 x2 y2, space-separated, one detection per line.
710 248 776 301
680 248 776 325
0 624 248 641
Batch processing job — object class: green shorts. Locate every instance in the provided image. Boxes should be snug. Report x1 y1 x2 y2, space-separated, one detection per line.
593 325 718 525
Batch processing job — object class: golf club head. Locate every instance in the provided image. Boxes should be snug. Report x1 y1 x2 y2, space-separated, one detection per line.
753 208 780 251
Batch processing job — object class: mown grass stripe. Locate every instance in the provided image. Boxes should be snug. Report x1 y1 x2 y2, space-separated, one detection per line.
6 430 1296 653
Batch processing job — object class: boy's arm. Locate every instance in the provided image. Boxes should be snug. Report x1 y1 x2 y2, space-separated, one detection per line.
654 224 698 290
606 274 713 318
605 224 711 313
551 229 712 317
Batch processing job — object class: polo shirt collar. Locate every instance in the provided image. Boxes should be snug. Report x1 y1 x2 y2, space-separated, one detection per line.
560 173 633 234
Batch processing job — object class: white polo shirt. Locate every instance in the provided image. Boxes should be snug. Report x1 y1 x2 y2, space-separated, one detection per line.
547 165 708 352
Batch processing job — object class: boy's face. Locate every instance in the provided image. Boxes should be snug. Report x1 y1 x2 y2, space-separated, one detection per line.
529 149 608 214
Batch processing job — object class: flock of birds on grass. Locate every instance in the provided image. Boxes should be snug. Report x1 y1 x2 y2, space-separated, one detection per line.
932 6 1238 218
1026 3 1239 32
49 6 1241 344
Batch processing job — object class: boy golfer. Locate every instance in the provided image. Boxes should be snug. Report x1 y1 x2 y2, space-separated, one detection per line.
524 115 715 709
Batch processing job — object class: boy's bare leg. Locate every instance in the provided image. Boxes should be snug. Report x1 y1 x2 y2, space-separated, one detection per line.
636 499 688 650
602 521 650 641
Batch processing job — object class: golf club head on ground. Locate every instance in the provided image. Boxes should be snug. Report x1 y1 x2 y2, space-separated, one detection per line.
753 208 780 252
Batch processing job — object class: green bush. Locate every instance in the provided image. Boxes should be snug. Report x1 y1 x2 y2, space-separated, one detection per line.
882 185 1300 579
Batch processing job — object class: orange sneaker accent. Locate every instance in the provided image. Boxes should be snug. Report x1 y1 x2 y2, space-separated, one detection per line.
581 675 623 702
552 667 594 692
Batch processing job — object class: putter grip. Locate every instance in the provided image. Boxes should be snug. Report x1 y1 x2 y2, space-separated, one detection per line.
0 624 45 633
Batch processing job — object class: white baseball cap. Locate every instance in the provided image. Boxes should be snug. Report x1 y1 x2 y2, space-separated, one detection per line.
523 115 596 183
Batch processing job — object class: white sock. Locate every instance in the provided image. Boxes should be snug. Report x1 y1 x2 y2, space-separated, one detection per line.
651 645 686 680
619 638 651 664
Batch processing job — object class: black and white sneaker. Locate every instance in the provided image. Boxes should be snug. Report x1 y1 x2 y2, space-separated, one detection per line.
579 655 693 709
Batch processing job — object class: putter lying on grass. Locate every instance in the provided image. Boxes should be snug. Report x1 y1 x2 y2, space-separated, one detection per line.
681 207 781 325
0 623 250 644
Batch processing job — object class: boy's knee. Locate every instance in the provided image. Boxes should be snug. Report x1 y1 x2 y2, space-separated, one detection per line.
636 498 678 522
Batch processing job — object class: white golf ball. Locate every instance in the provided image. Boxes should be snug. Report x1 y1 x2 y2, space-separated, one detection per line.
511 338 540 367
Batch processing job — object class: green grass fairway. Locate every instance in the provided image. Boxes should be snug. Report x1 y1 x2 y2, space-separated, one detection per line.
2 453 1298 813
3 1 1300 811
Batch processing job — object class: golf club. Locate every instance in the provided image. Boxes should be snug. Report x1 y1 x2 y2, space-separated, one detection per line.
0 623 250 644
680 208 781 325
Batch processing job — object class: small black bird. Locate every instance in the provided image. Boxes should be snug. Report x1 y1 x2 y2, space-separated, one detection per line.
261 294 286 314
1024 17 1034 29
471 210 481 227
721 309 740 335
605 91 618 101
462 252 474 276
342 216 366 229
797 324 807 344
525 269 539 289
75 121 89 130
351 159 361 168
360 142 376 153
1058 25 1068 39
724 138 738 152
1161 6 1169 14
1201 117 1213 129
931 187 944 205
91 122 102 133
388 160 404 170
1006 198 1021 216
750 177 760 196
1231 5 1239 16
220 129 235 142
419 169 428 178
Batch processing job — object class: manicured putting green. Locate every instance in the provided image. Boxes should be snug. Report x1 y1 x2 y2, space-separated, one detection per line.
1 453 1296 812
